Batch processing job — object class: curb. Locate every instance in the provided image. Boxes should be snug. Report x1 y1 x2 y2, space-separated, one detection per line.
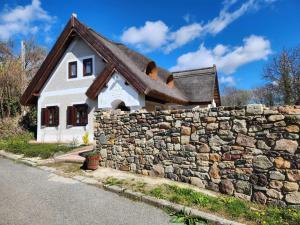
0 150 23 161
102 184 244 225
1 153 245 225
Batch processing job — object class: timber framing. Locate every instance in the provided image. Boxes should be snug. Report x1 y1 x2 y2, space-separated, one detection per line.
21 15 220 107
86 63 115 99
21 16 187 106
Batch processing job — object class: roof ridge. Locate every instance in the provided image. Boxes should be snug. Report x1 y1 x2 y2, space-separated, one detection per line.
172 66 216 74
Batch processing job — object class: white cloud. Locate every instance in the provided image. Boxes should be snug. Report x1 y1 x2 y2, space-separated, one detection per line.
204 0 256 35
0 0 55 40
120 0 275 53
164 23 203 53
170 35 272 74
121 21 169 52
220 76 236 86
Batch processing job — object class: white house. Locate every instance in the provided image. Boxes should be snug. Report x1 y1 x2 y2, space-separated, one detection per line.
21 15 221 143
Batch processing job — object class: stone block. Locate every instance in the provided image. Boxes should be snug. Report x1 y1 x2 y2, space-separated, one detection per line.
274 139 298 154
286 192 300 204
246 104 263 115
219 179 234 195
236 134 256 148
253 155 273 170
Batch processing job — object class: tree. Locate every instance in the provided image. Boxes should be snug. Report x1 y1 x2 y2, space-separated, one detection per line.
263 47 300 105
0 38 46 118
221 86 253 106
252 84 280 106
0 40 22 118
23 37 46 86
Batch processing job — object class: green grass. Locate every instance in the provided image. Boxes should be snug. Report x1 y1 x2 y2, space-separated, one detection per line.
0 133 74 159
105 177 125 186
146 184 300 225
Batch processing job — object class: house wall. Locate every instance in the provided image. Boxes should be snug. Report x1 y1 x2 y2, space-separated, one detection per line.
98 72 145 111
38 38 105 143
94 105 300 206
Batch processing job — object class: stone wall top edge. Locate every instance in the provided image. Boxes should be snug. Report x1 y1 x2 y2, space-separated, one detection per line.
95 104 300 116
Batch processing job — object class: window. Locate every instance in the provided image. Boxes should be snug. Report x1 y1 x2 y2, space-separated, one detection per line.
41 106 59 127
68 61 77 78
67 104 88 126
83 58 93 76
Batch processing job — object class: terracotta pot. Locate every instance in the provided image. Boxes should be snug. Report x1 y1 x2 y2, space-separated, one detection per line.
86 154 100 170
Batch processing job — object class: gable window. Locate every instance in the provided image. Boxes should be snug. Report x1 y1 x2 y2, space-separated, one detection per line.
67 104 88 126
68 61 77 78
83 58 93 76
41 106 59 127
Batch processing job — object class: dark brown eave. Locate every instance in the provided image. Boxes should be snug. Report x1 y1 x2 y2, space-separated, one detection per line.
86 63 115 99
21 19 75 105
73 19 148 94
213 66 222 106
21 17 149 106
22 16 187 106
145 89 187 105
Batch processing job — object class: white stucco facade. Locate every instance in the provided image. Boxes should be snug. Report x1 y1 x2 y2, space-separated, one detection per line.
37 38 105 143
36 38 145 143
98 72 145 111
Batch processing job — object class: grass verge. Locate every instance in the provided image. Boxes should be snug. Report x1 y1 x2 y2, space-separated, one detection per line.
0 133 74 159
103 177 300 225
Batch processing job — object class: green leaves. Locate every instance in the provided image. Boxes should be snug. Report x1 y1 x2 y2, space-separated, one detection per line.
169 209 207 225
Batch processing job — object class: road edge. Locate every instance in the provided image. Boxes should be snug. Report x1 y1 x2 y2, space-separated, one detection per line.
0 151 245 225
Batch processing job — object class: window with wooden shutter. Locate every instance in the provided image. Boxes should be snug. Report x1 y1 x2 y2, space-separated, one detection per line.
42 106 59 127
83 58 93 76
53 106 59 126
68 61 77 79
41 108 46 126
67 104 88 126
46 106 59 127
67 106 76 126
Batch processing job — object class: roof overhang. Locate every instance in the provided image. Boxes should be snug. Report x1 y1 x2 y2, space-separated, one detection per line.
21 16 187 106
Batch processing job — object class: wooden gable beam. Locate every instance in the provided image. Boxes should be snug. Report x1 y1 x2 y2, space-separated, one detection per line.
21 18 75 105
86 63 115 99
73 19 147 94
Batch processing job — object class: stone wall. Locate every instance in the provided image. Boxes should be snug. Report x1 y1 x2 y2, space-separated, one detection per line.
94 105 300 206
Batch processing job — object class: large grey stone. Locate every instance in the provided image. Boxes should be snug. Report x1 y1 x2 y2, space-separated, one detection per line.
256 140 271 150
269 171 285 181
190 177 205 188
246 104 263 115
196 143 209 153
235 180 251 195
283 182 299 192
145 130 153 140
286 192 300 204
219 180 234 195
233 119 247 134
266 189 283 199
209 135 227 147
253 191 267 204
268 114 284 122
236 134 256 148
150 164 165 177
159 122 171 129
253 155 273 170
274 139 298 154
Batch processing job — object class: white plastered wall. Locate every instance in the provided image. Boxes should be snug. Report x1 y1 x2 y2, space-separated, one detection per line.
37 38 105 143
98 72 145 111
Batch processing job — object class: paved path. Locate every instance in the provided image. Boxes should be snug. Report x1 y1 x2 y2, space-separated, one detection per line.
0 157 172 225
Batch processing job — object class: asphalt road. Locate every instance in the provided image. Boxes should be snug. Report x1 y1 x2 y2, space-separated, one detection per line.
0 157 173 225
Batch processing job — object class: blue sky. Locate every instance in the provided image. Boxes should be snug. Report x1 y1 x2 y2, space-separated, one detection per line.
1 0 300 90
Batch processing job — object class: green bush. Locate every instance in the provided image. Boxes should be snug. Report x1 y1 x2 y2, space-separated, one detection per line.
0 133 73 159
